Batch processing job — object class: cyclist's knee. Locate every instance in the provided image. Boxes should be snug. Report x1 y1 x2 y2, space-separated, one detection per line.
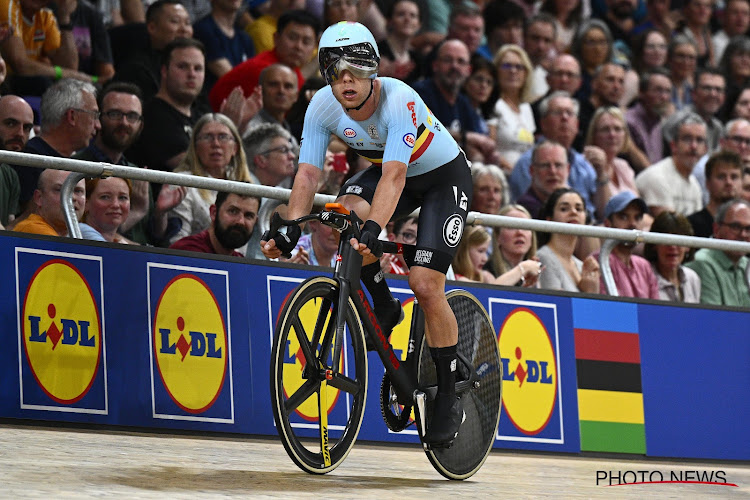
409 268 445 304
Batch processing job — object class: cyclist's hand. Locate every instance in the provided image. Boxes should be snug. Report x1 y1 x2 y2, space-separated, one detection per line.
261 224 301 259
350 220 383 257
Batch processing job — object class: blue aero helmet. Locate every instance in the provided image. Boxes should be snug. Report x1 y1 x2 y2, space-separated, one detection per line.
318 21 380 85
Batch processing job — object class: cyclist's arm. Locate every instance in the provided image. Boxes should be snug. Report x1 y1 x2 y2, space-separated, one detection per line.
365 160 407 229
286 163 322 221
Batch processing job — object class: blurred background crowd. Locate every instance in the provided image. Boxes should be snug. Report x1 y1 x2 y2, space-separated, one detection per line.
0 0 749 306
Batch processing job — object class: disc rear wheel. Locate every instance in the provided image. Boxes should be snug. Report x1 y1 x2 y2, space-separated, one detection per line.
417 290 502 480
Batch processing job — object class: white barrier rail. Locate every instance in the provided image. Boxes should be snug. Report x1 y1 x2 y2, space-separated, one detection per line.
2 150 750 296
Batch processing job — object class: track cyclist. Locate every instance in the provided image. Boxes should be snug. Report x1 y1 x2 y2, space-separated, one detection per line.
261 21 473 448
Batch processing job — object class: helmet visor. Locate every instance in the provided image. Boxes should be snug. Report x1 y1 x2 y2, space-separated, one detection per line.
320 43 379 84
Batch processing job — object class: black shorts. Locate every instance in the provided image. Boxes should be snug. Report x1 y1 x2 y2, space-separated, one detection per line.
337 153 473 273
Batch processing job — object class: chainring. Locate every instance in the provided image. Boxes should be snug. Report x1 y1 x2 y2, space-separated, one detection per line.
379 373 413 432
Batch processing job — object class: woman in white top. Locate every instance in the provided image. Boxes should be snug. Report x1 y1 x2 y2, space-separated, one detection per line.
536 188 601 293
168 113 253 245
488 44 536 176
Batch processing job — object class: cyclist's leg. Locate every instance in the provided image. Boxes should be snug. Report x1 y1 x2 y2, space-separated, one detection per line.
410 267 463 445
404 154 472 446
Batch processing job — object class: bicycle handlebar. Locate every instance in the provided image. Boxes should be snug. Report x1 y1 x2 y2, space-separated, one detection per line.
267 211 409 256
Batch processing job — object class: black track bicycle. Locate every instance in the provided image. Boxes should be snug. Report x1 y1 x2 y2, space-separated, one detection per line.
268 204 502 480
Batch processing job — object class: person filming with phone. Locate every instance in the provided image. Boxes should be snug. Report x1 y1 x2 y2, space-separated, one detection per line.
261 21 473 448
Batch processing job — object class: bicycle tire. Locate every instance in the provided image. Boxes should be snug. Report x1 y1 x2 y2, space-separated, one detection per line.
417 290 502 480
270 276 368 474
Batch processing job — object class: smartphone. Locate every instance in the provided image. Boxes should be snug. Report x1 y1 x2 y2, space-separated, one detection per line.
332 152 348 173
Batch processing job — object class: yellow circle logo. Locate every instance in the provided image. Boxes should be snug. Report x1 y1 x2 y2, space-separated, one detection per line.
22 259 101 404
498 308 557 435
281 294 343 421
153 274 227 413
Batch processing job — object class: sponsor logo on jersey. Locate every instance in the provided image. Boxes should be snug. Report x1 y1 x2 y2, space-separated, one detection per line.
442 214 463 247
498 308 557 435
407 101 417 127
346 185 363 195
22 259 102 405
403 133 415 148
343 128 357 138
149 264 234 422
414 249 433 265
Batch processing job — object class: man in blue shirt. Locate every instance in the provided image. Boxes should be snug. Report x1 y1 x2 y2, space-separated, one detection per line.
411 39 498 165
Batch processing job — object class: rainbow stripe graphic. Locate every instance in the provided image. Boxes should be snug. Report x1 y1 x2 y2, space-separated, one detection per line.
572 299 646 454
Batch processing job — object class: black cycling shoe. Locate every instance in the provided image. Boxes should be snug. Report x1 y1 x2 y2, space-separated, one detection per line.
423 394 465 448
366 298 404 351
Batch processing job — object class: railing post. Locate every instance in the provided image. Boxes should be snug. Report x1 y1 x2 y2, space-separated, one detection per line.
61 172 86 239
598 239 619 296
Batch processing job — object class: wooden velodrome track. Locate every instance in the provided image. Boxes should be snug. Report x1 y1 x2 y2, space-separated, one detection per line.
2 422 748 498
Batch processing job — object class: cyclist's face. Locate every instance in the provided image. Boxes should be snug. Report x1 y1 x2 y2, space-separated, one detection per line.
331 69 372 110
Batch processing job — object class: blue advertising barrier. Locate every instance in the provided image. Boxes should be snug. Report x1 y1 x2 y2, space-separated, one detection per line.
1 232 748 460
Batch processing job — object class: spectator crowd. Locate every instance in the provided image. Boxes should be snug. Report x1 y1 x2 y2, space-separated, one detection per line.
0 0 749 307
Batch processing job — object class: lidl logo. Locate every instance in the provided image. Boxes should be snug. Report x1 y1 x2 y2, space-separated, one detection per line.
16 250 107 414
499 307 557 434
148 264 234 422
489 298 564 445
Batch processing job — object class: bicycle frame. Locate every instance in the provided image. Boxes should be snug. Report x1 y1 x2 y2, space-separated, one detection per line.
269 205 481 415
268 206 422 406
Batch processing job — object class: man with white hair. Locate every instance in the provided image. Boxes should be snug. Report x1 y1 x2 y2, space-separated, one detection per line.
11 79 99 216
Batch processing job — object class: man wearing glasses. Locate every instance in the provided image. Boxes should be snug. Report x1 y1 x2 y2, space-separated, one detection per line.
243 122 297 259
693 119 750 204
687 198 750 307
517 140 571 218
10 79 99 221
663 68 726 152
636 112 706 217
75 82 184 245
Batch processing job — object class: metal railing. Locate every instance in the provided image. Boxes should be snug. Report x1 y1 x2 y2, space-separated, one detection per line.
3 149 750 296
